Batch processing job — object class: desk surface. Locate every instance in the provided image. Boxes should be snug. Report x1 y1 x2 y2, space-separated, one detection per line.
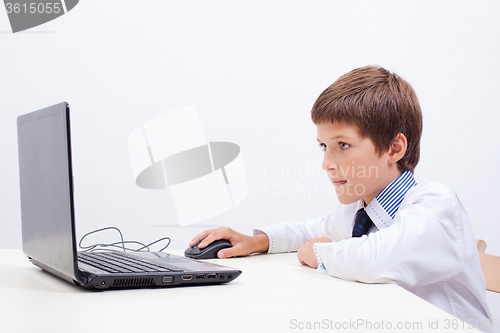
0 249 479 333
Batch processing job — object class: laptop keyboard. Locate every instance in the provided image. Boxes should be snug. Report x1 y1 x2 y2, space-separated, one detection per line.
78 252 184 274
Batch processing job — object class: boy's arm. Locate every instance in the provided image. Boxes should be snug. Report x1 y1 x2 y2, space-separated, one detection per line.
189 203 351 258
254 207 344 254
314 190 468 287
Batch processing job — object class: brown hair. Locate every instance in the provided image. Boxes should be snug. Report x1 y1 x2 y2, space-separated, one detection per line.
311 65 423 173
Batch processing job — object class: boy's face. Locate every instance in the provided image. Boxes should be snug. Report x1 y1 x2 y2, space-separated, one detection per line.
316 121 400 205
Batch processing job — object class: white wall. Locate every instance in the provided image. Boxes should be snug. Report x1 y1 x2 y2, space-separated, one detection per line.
1 0 499 259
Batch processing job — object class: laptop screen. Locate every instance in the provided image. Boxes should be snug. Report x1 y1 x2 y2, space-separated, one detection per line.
17 102 79 282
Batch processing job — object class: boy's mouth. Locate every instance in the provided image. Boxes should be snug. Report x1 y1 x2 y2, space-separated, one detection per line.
333 180 347 186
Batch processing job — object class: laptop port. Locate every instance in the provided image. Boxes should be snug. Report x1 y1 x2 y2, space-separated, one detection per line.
95 281 108 288
207 273 217 279
196 274 206 279
182 275 193 281
162 276 174 283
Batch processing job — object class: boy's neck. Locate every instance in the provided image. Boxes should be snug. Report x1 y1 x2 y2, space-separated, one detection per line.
363 169 403 205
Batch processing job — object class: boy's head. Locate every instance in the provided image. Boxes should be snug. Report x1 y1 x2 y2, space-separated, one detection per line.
311 65 423 173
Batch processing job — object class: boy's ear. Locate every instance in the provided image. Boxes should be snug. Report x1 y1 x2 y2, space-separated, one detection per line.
388 133 407 163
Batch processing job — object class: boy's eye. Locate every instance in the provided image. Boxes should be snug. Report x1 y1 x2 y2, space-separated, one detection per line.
318 143 327 152
340 142 350 150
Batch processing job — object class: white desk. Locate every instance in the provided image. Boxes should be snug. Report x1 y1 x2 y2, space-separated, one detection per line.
0 249 480 333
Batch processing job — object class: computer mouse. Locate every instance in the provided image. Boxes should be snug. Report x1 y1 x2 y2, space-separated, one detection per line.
184 239 233 259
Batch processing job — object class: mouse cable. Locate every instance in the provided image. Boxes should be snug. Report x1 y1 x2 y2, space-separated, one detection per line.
78 226 171 253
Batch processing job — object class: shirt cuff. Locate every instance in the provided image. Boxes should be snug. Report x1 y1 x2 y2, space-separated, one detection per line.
253 228 273 253
314 242 331 274
254 225 289 253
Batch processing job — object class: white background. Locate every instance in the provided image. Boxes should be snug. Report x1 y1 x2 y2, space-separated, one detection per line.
1 0 500 328
1 0 500 269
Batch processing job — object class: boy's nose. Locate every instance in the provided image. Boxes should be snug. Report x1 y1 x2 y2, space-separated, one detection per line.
322 155 337 171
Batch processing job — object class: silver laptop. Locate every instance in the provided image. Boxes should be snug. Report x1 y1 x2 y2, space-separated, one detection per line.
17 102 241 290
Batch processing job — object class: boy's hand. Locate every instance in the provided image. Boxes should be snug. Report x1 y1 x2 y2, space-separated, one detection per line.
189 227 269 259
297 237 332 268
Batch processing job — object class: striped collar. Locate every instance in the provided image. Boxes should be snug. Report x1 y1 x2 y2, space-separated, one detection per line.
358 170 417 230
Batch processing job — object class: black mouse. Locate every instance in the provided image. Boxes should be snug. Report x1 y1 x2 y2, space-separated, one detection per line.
184 239 233 259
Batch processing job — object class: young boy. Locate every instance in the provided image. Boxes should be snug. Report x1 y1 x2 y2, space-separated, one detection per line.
189 65 493 332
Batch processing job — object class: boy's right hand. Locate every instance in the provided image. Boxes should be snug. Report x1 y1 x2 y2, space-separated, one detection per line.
188 227 269 259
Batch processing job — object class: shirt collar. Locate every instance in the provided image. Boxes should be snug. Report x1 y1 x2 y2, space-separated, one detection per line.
358 170 417 230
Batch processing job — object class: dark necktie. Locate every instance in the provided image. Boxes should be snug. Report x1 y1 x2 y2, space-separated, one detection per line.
352 208 373 237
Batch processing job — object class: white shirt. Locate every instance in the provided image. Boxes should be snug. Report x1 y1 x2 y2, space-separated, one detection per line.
255 177 493 333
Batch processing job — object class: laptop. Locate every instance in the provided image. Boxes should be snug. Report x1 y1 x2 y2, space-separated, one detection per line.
16 102 242 290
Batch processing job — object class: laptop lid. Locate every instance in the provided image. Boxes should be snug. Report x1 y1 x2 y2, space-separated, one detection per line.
17 102 82 284
17 102 242 289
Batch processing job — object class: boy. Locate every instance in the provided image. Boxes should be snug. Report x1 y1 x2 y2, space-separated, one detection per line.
189 65 493 332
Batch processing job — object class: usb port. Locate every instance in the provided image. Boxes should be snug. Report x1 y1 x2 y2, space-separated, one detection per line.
196 274 206 279
162 276 174 283
182 275 193 281
207 273 217 279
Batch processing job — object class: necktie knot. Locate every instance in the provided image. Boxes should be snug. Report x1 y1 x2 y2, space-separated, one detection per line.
352 208 373 237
